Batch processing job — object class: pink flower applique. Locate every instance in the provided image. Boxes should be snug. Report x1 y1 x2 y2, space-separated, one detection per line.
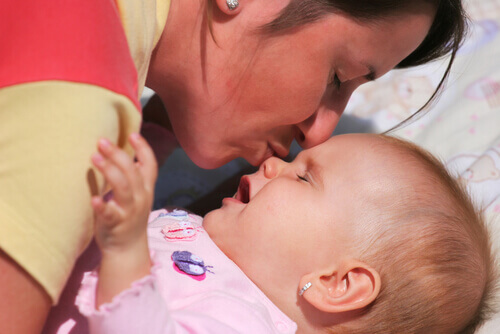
161 213 203 242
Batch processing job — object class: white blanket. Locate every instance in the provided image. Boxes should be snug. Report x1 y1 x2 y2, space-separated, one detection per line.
345 0 500 330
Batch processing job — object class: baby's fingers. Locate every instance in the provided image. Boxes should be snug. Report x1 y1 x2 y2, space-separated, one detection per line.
91 151 133 206
129 133 158 189
97 138 148 195
91 196 123 226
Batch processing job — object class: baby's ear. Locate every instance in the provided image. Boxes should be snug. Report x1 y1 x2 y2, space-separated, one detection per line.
214 0 242 15
299 260 381 313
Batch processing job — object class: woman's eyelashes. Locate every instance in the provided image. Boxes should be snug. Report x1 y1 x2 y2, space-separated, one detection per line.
328 72 342 90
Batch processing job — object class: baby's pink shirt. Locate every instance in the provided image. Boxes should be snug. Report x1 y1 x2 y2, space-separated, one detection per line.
75 209 297 334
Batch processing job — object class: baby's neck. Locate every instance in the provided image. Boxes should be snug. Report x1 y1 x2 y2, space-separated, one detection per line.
292 303 362 333
250 278 320 333
265 287 362 333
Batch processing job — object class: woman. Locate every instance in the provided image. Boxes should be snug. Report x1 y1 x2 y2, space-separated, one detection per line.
0 0 466 332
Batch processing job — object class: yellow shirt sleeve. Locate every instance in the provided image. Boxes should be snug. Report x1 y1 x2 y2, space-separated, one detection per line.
0 81 141 303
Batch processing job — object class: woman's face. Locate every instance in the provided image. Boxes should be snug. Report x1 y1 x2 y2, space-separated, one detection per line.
150 1 435 169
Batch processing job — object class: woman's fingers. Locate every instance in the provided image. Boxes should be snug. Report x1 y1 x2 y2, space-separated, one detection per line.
129 133 158 190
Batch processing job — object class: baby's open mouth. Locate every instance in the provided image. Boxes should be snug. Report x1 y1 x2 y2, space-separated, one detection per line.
236 176 250 204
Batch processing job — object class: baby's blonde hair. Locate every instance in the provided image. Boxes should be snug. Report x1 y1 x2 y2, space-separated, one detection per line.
331 135 497 334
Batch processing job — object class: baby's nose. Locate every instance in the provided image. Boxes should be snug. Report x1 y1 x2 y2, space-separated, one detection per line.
262 156 287 179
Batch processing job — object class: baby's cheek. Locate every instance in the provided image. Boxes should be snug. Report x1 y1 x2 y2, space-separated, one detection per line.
263 201 280 214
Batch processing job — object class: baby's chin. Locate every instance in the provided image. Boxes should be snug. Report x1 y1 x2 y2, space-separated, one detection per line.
202 209 219 236
203 210 231 252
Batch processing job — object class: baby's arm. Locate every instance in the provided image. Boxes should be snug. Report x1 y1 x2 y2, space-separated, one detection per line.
82 137 265 333
90 133 157 307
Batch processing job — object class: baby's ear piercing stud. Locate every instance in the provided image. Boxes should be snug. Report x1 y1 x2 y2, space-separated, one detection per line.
299 282 312 296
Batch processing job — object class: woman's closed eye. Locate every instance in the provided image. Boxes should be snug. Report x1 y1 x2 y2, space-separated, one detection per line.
328 73 342 90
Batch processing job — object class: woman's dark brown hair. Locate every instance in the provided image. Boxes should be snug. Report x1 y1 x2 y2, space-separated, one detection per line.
213 0 468 130
261 0 468 130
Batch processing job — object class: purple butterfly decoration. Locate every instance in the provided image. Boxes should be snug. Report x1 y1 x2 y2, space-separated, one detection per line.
171 251 213 279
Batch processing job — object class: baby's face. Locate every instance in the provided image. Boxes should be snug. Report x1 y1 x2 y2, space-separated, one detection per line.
204 134 401 289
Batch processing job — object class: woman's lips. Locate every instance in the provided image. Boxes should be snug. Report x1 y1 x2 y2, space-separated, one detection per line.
250 143 289 166
269 143 289 159
253 145 275 166
256 144 279 166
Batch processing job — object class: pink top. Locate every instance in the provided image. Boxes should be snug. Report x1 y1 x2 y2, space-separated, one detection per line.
75 209 297 334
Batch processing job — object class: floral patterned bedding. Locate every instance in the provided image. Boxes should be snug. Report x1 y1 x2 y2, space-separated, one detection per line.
346 0 500 330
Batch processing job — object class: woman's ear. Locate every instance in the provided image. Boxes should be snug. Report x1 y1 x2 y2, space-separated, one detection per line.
298 261 381 313
214 0 242 15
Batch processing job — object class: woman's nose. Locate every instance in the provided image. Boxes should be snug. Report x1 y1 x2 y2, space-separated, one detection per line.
295 109 341 149
261 156 287 179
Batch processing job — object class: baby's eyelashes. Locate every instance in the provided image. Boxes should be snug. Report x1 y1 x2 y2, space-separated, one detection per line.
297 174 309 182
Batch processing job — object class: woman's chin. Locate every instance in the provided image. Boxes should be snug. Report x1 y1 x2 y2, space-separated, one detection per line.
185 148 233 170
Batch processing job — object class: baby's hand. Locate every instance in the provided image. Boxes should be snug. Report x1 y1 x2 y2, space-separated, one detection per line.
91 133 158 253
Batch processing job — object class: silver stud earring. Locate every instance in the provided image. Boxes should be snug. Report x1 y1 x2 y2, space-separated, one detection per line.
226 0 239 11
299 282 312 296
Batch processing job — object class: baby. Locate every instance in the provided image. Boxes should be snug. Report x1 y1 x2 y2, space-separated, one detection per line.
77 133 495 333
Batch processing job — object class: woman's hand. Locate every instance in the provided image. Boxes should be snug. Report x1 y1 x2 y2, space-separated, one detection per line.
90 133 157 306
